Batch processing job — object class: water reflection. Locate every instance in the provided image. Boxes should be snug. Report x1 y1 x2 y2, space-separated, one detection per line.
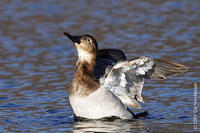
72 119 148 132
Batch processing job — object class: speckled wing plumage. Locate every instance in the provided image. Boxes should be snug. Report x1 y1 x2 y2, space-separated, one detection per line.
100 56 188 109
95 49 188 109
101 56 154 109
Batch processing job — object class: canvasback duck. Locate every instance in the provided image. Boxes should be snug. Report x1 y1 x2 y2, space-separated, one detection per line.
64 32 188 119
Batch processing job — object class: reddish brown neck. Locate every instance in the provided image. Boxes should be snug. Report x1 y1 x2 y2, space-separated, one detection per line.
69 61 99 97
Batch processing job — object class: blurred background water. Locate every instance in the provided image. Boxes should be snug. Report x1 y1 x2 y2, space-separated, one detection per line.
0 0 199 132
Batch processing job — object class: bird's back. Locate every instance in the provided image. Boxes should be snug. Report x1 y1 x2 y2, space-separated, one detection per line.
94 49 126 79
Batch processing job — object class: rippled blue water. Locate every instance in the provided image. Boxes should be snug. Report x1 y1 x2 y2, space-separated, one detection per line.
0 0 199 132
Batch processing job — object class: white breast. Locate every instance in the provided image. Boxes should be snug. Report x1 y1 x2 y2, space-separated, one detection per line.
69 86 133 119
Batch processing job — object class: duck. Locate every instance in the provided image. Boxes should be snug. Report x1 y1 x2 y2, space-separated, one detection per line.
64 32 188 119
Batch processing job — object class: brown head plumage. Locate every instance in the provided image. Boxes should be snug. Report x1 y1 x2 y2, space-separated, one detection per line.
64 32 98 67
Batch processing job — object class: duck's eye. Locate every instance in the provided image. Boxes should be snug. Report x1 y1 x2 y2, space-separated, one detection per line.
87 38 92 43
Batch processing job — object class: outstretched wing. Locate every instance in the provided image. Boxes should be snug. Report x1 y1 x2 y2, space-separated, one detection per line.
101 56 188 109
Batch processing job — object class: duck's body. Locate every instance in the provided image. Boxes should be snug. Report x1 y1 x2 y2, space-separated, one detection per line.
64 32 188 119
70 85 133 119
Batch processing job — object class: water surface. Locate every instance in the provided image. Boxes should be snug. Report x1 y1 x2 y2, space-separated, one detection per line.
0 0 199 132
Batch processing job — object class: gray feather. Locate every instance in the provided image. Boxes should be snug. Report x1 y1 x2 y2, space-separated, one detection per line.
102 56 154 109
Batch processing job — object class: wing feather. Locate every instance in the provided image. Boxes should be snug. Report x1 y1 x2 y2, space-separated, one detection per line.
102 56 154 109
102 56 188 109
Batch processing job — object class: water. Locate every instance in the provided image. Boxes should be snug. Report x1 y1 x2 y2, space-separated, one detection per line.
0 0 199 132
